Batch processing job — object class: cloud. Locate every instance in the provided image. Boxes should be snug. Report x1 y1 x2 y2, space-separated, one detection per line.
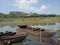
27 0 38 3
40 5 48 12
14 0 38 9
14 0 48 13
30 5 48 13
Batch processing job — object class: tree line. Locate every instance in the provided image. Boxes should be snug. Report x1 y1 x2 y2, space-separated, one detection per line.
0 11 59 18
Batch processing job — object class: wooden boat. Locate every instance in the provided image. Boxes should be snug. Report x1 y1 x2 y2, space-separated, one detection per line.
17 25 27 29
40 30 55 37
0 33 28 45
16 25 55 37
16 25 57 45
0 31 16 36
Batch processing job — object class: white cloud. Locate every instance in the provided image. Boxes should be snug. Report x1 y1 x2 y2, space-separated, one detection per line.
14 0 48 14
14 0 38 9
40 5 48 12
27 0 38 3
29 5 48 13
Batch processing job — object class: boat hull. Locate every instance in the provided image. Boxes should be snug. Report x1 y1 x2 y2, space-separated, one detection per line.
0 33 27 45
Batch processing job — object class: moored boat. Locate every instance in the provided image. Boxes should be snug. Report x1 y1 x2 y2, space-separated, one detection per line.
0 31 16 36
2 33 27 42
16 25 55 36
0 31 28 45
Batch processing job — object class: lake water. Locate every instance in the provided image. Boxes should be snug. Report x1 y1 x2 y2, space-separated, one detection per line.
0 23 60 32
0 26 16 32
0 22 60 45
31 23 60 31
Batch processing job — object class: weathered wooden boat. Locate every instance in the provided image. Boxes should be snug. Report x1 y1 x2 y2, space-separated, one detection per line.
17 25 27 29
16 25 55 36
0 31 28 45
0 31 16 36
16 25 58 45
40 29 55 37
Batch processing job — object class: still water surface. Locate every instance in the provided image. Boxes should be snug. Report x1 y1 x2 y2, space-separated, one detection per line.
31 23 60 31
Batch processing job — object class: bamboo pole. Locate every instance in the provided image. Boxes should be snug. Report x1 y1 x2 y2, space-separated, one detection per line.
40 31 42 43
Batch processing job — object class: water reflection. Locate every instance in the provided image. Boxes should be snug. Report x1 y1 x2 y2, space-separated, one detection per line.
11 38 40 45
31 23 60 31
23 38 40 45
0 26 16 32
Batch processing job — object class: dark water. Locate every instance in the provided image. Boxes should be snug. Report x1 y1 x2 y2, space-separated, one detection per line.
11 38 40 45
23 38 40 45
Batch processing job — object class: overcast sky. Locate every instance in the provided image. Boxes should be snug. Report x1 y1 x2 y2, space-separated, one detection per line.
0 0 60 14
